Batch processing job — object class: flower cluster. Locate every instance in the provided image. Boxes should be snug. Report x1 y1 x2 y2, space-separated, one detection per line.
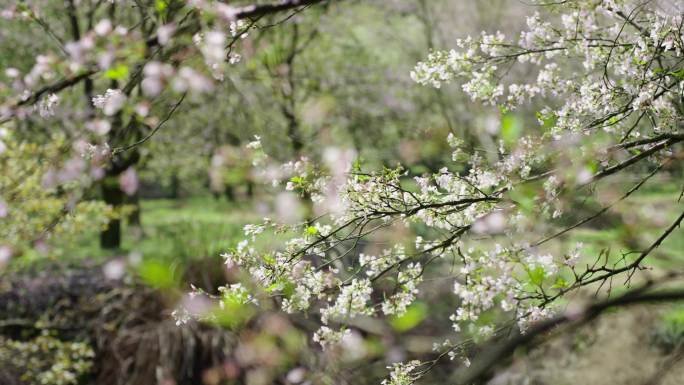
382 360 422 385
412 3 684 139
92 88 126 116
38 93 59 118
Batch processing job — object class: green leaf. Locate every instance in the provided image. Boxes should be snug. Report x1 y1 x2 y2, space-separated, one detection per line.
211 300 255 329
352 158 364 172
536 111 557 129
501 113 522 145
104 64 129 81
155 0 168 13
281 281 296 297
138 260 176 288
389 302 428 332
509 184 537 214
668 68 684 79
265 282 282 293
551 276 567 289
664 307 684 325
262 254 276 265
305 226 318 236
528 266 546 286
586 160 599 173
633 56 648 66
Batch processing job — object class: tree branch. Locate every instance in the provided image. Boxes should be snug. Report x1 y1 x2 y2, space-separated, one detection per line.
112 92 186 154
456 284 684 384
229 0 331 19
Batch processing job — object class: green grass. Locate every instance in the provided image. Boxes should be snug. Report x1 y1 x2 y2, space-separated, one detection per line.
139 197 253 226
124 197 259 287
129 197 259 261
564 183 684 269
653 306 684 352
11 196 258 275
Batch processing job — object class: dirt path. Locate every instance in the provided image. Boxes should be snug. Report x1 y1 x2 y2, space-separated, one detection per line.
489 306 684 385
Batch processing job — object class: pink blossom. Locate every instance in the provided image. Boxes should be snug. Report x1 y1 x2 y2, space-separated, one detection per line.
119 167 139 196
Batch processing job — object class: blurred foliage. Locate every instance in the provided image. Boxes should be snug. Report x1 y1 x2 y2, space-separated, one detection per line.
0 129 114 266
653 307 684 353
390 302 428 333
0 332 94 385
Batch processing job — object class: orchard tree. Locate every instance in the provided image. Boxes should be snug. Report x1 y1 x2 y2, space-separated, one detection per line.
0 0 331 251
180 0 683 383
141 1 517 206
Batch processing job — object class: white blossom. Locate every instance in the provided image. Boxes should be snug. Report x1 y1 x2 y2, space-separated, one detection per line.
92 88 126 116
38 93 59 118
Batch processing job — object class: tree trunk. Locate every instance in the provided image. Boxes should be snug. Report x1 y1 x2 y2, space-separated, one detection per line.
101 177 124 249
246 181 254 198
128 191 141 226
224 185 235 201
127 190 143 240
170 173 180 199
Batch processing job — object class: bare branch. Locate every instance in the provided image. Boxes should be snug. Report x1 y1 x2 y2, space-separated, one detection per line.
230 0 331 19
112 92 187 154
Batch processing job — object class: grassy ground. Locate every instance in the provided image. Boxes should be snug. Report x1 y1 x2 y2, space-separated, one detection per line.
570 178 683 269
83 196 254 259
10 196 259 288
